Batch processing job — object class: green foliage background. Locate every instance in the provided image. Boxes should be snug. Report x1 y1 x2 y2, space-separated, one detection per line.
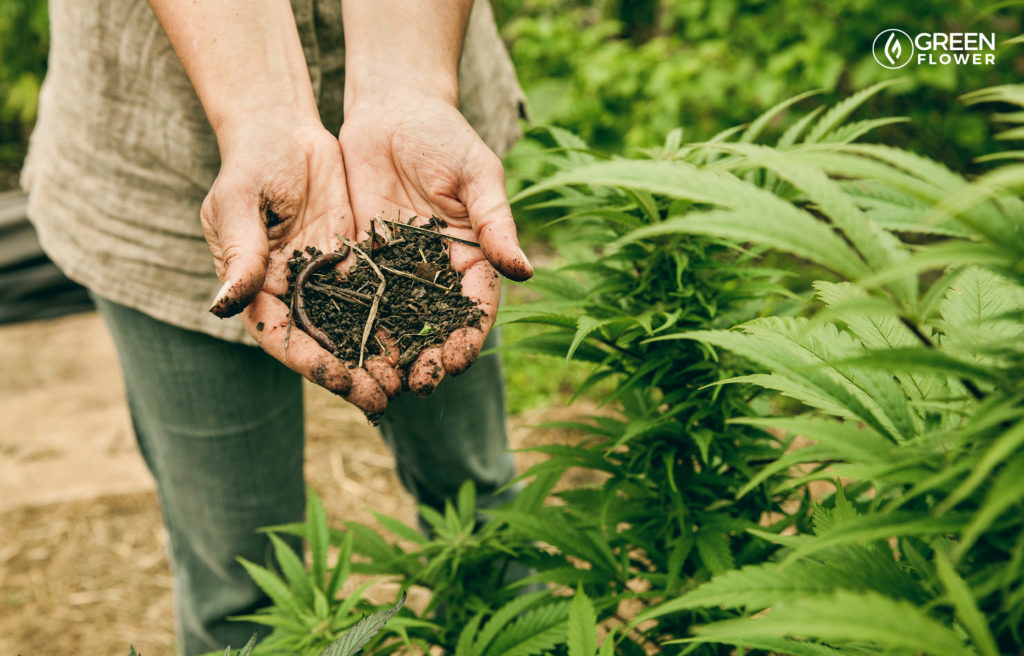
496 0 1021 173
2 1 1022 172
0 0 47 169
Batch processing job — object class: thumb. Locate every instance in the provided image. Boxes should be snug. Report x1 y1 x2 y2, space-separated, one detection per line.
462 154 534 282
202 187 270 318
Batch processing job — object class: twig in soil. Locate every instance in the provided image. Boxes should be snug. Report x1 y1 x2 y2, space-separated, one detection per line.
345 240 387 368
380 218 481 248
378 264 451 291
374 216 394 243
294 246 352 353
285 289 295 359
306 282 373 306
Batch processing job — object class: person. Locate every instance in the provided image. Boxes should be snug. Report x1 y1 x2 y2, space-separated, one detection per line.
21 1 532 653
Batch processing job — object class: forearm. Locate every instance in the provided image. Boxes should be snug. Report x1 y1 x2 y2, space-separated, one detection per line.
341 0 473 111
147 0 318 136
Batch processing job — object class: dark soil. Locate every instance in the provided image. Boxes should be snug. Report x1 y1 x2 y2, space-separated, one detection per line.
284 217 483 373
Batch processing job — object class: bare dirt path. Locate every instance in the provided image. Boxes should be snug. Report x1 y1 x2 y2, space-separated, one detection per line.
0 311 587 655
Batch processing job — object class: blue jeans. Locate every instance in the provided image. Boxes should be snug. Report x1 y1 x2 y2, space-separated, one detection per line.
92 295 516 655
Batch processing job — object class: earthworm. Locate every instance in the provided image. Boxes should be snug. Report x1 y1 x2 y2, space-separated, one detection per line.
294 245 351 353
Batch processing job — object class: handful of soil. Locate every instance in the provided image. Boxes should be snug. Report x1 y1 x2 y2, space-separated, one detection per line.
283 217 484 378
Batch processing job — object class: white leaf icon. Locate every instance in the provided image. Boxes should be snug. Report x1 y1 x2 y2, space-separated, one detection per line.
885 32 902 65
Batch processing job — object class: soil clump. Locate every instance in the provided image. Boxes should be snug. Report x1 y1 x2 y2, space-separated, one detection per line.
284 217 483 374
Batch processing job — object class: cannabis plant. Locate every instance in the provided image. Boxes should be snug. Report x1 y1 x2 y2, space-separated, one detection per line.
540 83 1024 654
229 81 1024 655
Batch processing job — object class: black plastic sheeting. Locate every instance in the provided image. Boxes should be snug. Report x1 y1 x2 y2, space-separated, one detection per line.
0 191 93 325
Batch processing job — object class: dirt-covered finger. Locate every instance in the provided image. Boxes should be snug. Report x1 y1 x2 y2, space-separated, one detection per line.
365 358 401 399
244 293 352 395
442 326 485 376
245 293 387 415
409 347 446 396
455 260 500 332
344 367 389 416
460 153 533 281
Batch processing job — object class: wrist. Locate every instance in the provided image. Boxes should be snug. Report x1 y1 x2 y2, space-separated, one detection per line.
212 102 323 151
344 68 459 116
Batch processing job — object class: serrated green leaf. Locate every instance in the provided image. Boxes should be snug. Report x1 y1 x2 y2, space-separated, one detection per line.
307 488 329 588
934 551 1000 656
369 512 427 546
617 208 869 280
822 116 909 145
718 143 913 303
269 533 315 610
319 592 406 656
568 316 611 362
957 453 1024 557
777 105 824 149
804 80 902 144
331 579 377 628
781 513 970 565
568 588 598 656
457 479 477 528
740 89 822 144
672 636 845 655
237 557 306 621
455 612 486 656
485 601 571 656
690 590 971 656
326 531 354 600
695 530 733 575
490 509 618 575
938 418 1024 514
473 591 553 654
237 633 258 656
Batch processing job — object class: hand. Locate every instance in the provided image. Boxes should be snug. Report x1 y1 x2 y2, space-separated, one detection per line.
202 112 390 415
340 91 534 395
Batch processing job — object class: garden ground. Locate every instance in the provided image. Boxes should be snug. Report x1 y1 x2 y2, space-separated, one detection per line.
0 310 592 656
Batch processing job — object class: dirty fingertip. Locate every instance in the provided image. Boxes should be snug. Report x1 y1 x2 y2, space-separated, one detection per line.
208 272 264 318
343 367 389 415
503 246 535 282
409 347 446 397
366 358 401 399
309 360 352 396
442 327 484 376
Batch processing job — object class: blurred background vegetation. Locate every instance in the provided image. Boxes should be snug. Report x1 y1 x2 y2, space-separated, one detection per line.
494 0 1021 176
0 0 47 175
2 1 1021 176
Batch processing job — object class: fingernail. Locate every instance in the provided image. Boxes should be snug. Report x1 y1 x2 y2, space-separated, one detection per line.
515 246 535 279
208 279 234 315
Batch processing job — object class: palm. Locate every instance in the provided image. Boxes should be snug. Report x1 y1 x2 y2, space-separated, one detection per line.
340 95 531 392
203 121 388 413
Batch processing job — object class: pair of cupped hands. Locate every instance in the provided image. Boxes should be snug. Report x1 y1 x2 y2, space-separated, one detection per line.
201 92 533 416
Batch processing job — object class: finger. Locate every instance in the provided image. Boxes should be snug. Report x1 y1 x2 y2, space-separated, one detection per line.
408 346 446 396
244 292 388 415
365 359 401 399
460 153 534 282
441 260 499 375
202 183 271 318
442 327 484 376
365 332 401 399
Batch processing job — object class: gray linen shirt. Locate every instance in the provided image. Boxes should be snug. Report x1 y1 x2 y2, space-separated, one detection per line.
22 0 526 343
